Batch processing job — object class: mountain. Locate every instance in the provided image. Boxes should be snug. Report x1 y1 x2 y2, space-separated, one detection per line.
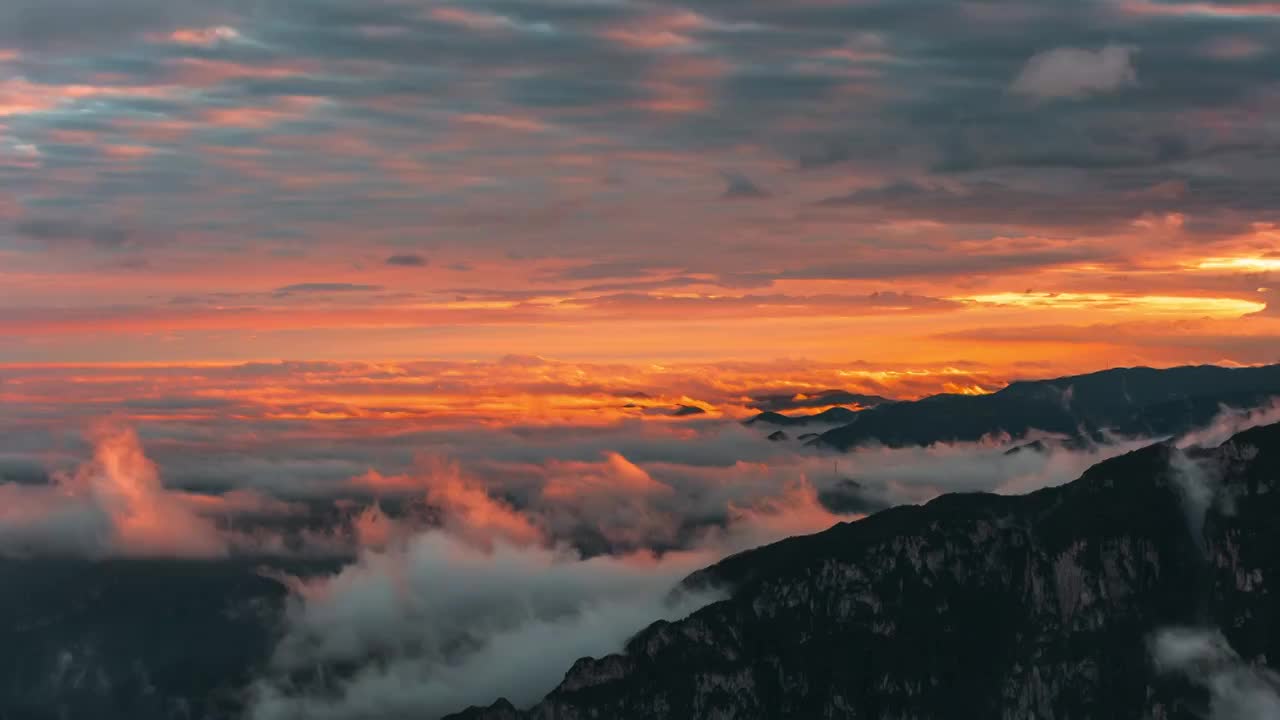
449 421 1280 719
0 559 292 720
814 363 1280 450
748 391 894 414
746 406 860 427
0 555 345 720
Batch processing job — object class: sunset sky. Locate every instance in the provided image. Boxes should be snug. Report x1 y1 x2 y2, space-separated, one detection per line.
6 6 1280 716
3 0 1280 385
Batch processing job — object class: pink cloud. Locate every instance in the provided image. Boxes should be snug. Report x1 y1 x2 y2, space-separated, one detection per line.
0 424 228 557
633 55 728 114
601 9 707 50
429 7 518 32
69 424 228 556
430 483 543 548
0 77 175 118
454 113 549 133
541 452 673 499
101 144 155 160
199 96 324 129
152 26 241 46
164 57 312 87
1121 0 1280 17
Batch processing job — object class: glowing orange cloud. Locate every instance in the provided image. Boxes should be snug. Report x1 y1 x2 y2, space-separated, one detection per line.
957 292 1266 318
541 452 673 500
431 481 543 548
33 425 229 557
154 26 242 46
721 479 852 552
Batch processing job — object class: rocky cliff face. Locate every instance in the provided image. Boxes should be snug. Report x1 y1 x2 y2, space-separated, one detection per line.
450 423 1280 720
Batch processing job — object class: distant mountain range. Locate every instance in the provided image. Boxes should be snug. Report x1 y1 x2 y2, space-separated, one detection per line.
808 364 1280 450
451 421 1280 720
747 390 894 414
745 406 863 427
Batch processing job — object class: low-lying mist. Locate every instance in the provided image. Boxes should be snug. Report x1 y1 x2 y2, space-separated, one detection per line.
2 385 1278 718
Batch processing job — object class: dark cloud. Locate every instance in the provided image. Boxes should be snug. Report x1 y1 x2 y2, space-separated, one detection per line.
0 0 239 50
721 171 771 200
1 0 1279 282
273 283 384 296
14 218 132 250
817 479 890 515
0 459 50 486
386 253 428 267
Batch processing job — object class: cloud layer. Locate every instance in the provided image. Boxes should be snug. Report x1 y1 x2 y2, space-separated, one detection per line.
1 0 1279 365
250 535 718 720
4 362 1280 717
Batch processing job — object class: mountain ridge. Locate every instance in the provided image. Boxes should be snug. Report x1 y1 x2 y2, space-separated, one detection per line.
449 421 1280 720
745 406 861 427
813 363 1280 450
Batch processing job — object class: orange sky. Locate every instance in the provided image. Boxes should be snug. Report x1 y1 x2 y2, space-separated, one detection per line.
2 0 1279 379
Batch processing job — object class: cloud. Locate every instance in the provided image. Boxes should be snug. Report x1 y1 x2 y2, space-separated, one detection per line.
3 0 1280 370
551 261 673 281
1163 403 1280 552
0 424 227 557
1176 400 1280 451
1011 45 1138 99
248 533 718 720
1168 447 1218 546
5 367 1280 566
7 378 1280 717
272 283 384 296
14 217 132 249
419 460 544 550
721 171 770 200
1152 628 1280 720
0 0 232 49
385 253 428 267
243 437 879 720
565 291 963 318
232 399 1280 720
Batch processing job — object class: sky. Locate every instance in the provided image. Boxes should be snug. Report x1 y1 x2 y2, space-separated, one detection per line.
4 4 1280 712
1 0 1279 378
